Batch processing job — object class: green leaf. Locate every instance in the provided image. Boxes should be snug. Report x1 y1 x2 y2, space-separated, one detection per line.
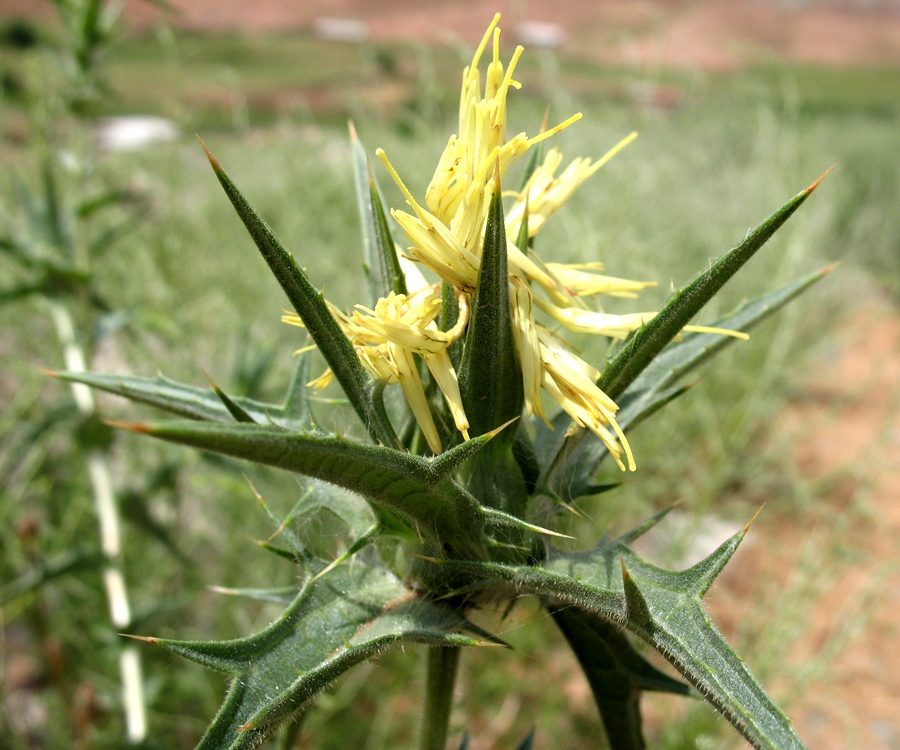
51 370 293 425
52 365 325 434
206 373 257 423
428 424 514 480
457 184 529 523
286 481 377 545
550 606 689 750
350 124 407 301
143 556 482 749
282 350 314 427
546 265 833 498
515 728 536 750
513 429 540 495
209 585 299 606
79 0 104 56
459 184 523 438
76 187 132 218
40 157 73 257
1 548 105 605
616 264 834 425
199 141 398 447
440 280 462 371
113 419 489 560
430 516 806 750
247 481 311 560
0 283 45 306
602 174 829 401
279 480 382 575
519 138 546 193
542 175 829 488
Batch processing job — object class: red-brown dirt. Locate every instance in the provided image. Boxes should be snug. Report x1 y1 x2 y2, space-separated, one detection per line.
126 0 900 69
708 300 900 750
3 0 900 68
778 308 898 749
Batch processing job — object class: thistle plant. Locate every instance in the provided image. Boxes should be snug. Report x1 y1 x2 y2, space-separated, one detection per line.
60 14 832 749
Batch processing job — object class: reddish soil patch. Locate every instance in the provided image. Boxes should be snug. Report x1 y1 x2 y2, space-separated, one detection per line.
129 0 900 69
708 301 900 749
4 1 900 68
781 308 899 750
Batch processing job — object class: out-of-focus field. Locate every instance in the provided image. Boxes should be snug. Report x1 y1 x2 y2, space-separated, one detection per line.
1 5 898 749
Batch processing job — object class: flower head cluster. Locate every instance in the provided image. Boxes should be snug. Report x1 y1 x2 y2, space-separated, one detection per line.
291 14 742 470
372 15 659 470
284 282 469 455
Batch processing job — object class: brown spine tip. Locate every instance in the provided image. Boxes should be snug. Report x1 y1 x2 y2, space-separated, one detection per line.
196 134 221 171
620 556 631 580
486 416 520 439
743 503 766 533
242 475 266 506
348 120 357 140
201 368 218 389
104 420 152 434
805 165 835 195
40 368 59 377
819 261 840 276
120 633 157 644
409 554 444 564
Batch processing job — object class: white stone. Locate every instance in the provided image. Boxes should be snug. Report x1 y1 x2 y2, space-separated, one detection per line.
516 22 567 49
95 116 178 152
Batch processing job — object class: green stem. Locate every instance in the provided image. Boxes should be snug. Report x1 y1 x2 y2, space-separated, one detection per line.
48 300 147 743
419 646 461 750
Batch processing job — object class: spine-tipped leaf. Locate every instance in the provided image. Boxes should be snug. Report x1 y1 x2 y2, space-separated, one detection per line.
144 559 482 749
543 176 829 490
457 184 529 522
114 419 490 559
620 264 835 420
550 607 689 750
459 184 523 437
282 349 314 426
547 264 833 497
199 141 398 447
600 173 829 400
429 518 806 750
350 125 407 301
50 370 297 427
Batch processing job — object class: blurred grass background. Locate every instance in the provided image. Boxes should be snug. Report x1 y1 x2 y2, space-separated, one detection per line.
1 10 898 749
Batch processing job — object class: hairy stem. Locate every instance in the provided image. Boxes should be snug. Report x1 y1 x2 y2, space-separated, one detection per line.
48 300 146 743
419 646 461 750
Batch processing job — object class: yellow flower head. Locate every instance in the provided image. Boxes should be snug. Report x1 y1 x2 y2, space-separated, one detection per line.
289 14 743 470
287 283 470 455
378 14 581 289
370 15 651 468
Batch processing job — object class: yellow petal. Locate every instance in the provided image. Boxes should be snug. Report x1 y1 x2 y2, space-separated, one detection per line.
510 276 546 422
393 344 442 454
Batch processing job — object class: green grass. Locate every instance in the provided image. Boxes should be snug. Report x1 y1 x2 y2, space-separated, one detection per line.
1 23 898 749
